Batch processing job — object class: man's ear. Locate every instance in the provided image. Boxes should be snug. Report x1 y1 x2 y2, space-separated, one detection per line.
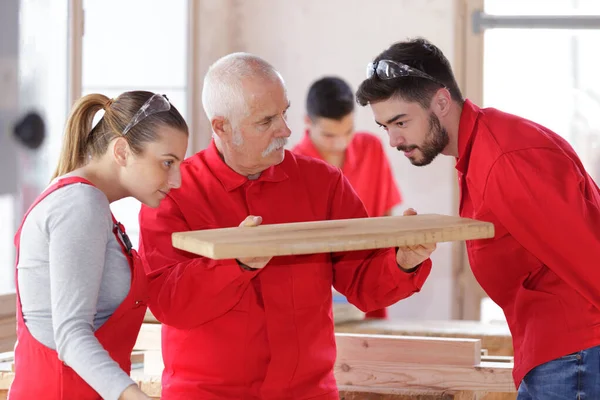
113 137 129 166
304 115 313 129
211 116 231 141
431 88 452 118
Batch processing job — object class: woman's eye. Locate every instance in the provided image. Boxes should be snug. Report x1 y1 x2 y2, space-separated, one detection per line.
163 160 174 168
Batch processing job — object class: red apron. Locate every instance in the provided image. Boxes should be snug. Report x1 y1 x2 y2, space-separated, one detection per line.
8 176 149 399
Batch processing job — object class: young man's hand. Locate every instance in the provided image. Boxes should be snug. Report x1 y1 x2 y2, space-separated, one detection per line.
395 208 436 271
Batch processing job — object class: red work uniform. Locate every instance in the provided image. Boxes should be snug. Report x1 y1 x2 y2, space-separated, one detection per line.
9 177 148 399
138 140 431 400
457 99 600 389
293 131 402 319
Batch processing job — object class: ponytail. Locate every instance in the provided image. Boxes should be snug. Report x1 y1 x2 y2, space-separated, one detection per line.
51 91 188 181
51 93 109 180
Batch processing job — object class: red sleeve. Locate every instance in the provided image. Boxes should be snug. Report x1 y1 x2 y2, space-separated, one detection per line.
328 172 431 313
484 148 600 310
138 196 260 329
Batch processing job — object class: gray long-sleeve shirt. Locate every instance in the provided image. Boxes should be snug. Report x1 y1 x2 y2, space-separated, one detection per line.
17 182 135 400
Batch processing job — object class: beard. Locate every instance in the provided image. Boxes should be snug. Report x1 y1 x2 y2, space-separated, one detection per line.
397 112 449 166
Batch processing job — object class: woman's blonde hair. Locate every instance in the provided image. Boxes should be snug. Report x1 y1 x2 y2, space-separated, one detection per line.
52 91 188 180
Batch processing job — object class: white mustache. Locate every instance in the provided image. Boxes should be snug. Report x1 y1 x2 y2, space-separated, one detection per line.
262 137 288 157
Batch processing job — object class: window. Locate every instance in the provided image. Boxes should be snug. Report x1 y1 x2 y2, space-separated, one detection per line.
471 0 600 322
484 0 600 182
81 0 189 247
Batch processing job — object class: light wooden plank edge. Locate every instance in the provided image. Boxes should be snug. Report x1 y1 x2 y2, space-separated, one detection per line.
172 216 495 260
335 333 482 367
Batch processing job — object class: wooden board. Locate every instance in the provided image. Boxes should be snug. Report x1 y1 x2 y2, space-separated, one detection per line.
336 333 481 367
172 214 494 259
335 360 515 393
0 295 16 354
335 320 513 357
0 295 15 319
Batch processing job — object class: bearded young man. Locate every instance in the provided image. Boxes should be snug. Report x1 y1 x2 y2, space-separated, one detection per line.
357 37 600 400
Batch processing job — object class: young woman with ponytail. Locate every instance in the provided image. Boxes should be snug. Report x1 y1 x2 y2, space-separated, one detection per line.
9 91 189 400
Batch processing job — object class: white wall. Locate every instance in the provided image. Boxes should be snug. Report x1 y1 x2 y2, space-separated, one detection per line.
231 0 458 320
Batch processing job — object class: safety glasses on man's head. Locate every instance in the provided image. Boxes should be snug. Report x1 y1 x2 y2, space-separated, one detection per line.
366 59 445 88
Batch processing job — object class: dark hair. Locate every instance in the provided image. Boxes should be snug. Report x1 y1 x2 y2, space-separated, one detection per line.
356 38 463 109
52 91 188 180
306 76 355 120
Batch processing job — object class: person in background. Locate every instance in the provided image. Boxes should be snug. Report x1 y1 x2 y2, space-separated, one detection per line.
357 37 600 399
292 76 403 319
138 52 435 400
9 91 188 400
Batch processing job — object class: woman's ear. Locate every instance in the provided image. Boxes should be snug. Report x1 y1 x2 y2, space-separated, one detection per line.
112 137 129 167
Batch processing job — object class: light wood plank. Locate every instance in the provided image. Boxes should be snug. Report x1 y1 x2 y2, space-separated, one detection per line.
335 361 515 393
336 319 513 356
0 372 12 391
336 333 481 367
0 295 15 319
172 214 494 259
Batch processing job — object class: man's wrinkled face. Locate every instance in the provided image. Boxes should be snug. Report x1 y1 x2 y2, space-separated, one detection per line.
221 77 292 174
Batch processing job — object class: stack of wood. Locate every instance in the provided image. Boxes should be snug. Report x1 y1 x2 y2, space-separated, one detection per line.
0 294 16 400
0 294 16 354
129 323 516 400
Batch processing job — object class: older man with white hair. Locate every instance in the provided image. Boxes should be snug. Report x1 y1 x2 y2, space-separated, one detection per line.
138 53 434 400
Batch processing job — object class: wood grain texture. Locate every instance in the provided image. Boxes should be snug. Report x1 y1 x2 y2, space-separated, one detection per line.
338 388 487 399
335 361 515 393
335 320 513 357
0 295 15 319
336 333 481 367
172 214 495 259
0 294 16 353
